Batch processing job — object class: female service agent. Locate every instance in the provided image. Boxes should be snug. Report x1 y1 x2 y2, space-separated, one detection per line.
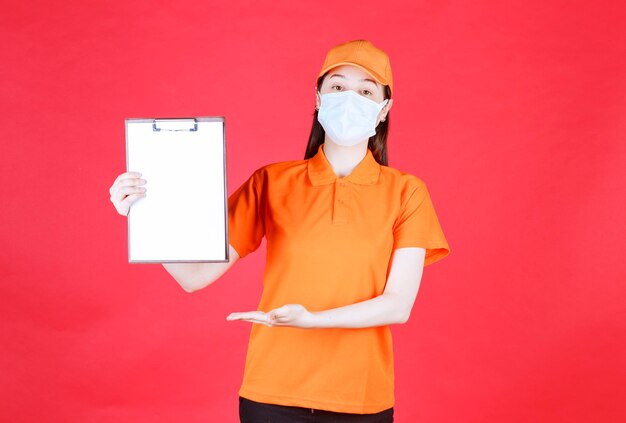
109 40 450 422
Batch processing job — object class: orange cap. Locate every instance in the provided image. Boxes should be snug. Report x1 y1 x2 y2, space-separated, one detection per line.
317 39 393 95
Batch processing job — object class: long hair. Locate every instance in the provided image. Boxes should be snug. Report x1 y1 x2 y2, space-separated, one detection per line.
304 76 392 166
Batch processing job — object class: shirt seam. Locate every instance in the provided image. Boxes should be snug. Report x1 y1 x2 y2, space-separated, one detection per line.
252 170 266 236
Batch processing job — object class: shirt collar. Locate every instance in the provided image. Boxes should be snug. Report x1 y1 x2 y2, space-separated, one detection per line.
307 144 381 186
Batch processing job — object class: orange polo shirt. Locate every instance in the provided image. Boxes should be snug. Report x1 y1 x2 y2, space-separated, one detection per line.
227 143 450 414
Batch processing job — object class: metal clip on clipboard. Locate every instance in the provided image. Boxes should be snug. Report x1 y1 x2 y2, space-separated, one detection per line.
152 118 198 132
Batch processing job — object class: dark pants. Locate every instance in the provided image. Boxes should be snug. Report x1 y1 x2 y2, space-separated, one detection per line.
239 396 394 423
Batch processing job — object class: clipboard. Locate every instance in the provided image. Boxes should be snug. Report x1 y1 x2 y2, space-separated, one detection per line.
125 117 228 263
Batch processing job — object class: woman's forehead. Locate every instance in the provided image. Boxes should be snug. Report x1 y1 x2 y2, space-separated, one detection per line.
325 65 378 85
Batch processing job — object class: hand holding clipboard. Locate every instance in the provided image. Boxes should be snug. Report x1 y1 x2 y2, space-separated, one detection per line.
109 171 147 216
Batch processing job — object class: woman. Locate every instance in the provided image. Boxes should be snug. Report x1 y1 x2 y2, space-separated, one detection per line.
109 39 451 422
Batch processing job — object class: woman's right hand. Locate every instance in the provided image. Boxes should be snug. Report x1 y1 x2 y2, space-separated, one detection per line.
109 171 147 216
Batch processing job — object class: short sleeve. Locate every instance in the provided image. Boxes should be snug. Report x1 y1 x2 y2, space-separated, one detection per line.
227 170 265 259
393 179 451 266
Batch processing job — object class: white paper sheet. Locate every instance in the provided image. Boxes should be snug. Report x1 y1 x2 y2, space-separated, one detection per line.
125 118 228 262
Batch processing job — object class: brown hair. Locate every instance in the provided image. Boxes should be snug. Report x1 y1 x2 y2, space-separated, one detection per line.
303 75 392 166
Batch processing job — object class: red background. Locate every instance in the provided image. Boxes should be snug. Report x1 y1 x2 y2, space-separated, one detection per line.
2 1 625 421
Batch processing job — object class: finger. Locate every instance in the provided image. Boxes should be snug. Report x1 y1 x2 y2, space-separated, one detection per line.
272 313 294 325
270 305 290 319
110 172 143 195
245 318 272 325
226 313 243 320
119 193 146 212
227 312 248 320
111 186 146 203
118 177 147 188
229 316 272 326
234 311 274 326
227 311 266 321
114 171 142 184
119 185 147 197
114 186 147 203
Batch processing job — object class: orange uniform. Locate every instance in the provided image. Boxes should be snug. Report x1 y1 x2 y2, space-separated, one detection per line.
227 144 450 413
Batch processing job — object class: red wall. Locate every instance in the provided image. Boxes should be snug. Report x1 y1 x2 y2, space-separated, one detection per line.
2 1 625 421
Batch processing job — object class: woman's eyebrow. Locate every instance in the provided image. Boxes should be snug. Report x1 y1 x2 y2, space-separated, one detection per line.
362 78 379 86
329 73 379 86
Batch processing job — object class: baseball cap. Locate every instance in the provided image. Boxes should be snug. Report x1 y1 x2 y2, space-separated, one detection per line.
317 39 393 95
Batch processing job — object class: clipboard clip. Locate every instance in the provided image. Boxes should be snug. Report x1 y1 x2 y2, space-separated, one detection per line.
152 118 198 132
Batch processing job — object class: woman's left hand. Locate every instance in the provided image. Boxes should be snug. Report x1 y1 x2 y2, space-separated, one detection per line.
226 304 314 328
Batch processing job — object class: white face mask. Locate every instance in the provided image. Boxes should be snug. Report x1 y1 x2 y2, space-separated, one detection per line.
317 90 388 147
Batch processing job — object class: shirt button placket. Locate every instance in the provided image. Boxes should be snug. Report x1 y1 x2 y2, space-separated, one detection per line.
333 179 349 224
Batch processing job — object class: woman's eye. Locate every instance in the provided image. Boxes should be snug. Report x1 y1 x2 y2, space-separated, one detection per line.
362 90 372 96
331 85 343 91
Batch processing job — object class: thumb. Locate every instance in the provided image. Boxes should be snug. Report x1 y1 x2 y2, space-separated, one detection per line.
276 305 292 316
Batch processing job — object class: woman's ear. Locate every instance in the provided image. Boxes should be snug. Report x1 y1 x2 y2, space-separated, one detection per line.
315 89 321 110
379 98 393 122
